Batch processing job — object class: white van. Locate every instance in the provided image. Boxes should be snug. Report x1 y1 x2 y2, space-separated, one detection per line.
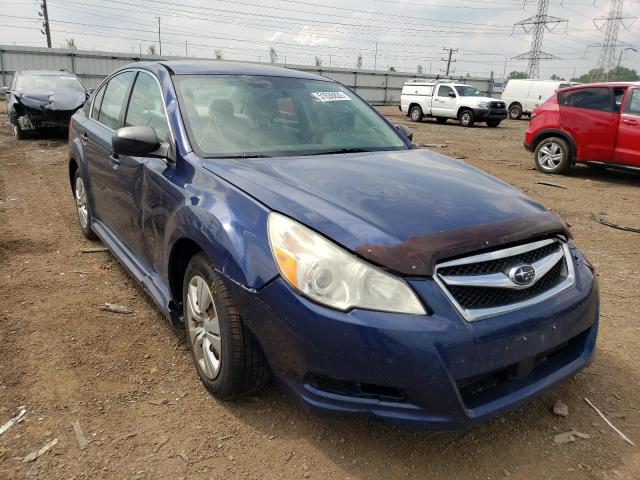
501 79 577 120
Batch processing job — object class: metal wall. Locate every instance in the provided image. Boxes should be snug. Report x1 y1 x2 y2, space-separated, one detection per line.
0 45 497 104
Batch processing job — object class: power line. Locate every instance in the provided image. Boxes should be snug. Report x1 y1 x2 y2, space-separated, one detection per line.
512 0 568 78
592 0 637 79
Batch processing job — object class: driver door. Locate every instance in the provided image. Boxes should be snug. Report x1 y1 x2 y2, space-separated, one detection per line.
432 85 457 117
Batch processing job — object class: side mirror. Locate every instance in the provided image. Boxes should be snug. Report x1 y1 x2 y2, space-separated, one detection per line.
0 86 9 95
395 124 413 142
112 126 161 157
448 91 456 98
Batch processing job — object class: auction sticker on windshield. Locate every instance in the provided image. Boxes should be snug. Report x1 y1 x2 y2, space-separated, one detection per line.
311 91 351 102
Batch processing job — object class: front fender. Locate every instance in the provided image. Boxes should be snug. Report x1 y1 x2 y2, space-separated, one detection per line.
163 176 279 292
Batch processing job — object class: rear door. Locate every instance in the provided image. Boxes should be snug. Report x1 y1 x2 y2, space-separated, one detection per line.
614 87 640 166
84 71 135 230
558 86 618 162
432 85 457 117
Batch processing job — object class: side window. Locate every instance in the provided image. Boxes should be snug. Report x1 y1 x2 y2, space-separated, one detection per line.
98 71 134 129
90 84 106 121
624 89 640 115
124 72 170 142
558 87 612 112
437 85 454 97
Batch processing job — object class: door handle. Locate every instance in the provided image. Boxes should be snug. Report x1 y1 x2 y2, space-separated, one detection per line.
623 118 638 125
109 153 121 168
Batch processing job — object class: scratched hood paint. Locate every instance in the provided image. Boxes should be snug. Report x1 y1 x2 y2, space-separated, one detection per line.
201 149 569 275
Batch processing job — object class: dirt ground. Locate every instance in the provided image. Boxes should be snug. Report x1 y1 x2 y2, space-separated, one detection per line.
1 104 639 480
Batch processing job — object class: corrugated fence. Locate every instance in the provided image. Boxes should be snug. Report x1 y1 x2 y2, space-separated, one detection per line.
0 45 497 105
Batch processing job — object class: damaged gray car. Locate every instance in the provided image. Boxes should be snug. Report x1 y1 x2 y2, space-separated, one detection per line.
2 70 89 139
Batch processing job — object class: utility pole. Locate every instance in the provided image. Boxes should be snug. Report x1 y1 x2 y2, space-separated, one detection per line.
329 54 332 66
157 17 162 56
441 47 458 76
185 41 188 57
512 0 567 79
40 0 52 48
592 0 636 80
502 57 508 80
374 43 378 70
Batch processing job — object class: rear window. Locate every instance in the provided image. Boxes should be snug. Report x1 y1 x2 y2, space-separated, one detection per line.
558 87 612 112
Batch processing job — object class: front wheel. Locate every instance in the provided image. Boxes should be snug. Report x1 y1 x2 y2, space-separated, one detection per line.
534 137 571 174
12 123 27 140
409 105 423 122
486 120 501 128
183 253 269 400
509 104 523 120
459 109 474 127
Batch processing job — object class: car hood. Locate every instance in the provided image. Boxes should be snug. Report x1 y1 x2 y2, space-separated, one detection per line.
15 88 86 111
201 149 569 276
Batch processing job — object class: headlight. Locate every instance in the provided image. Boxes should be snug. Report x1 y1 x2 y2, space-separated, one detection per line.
478 102 489 108
267 212 426 315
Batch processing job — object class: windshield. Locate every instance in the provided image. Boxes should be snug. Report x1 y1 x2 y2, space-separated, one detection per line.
15 74 85 94
454 85 482 97
173 75 407 158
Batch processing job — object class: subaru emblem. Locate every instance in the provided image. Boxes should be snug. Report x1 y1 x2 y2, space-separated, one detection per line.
509 264 536 286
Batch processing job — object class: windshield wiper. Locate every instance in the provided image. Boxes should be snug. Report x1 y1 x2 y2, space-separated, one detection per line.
208 154 273 159
301 147 373 156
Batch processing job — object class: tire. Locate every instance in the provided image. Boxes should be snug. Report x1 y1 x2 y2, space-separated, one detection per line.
12 122 26 140
409 105 423 122
486 120 501 128
435 117 447 124
458 109 474 127
534 137 571 174
509 104 523 120
182 253 269 400
73 170 97 240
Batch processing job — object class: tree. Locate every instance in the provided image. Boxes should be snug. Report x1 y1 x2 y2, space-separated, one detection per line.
65 38 77 50
417 64 424 74
356 54 363 69
215 49 224 60
269 47 278 64
572 67 639 83
147 44 157 55
388 66 396 72
314 56 322 67
508 71 528 79
550 74 565 81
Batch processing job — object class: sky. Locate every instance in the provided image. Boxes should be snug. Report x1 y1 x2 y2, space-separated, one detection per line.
0 0 638 80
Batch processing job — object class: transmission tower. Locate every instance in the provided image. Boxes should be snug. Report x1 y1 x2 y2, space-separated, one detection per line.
512 0 567 79
592 0 636 80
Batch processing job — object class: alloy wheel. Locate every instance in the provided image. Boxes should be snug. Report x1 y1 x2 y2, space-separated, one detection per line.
186 275 222 380
537 142 564 170
75 176 89 229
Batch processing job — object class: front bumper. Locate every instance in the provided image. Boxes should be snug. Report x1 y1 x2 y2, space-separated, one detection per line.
473 108 508 122
231 249 598 430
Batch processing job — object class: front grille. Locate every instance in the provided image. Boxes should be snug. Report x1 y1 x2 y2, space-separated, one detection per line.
439 242 559 277
435 238 575 321
489 101 506 109
448 260 564 309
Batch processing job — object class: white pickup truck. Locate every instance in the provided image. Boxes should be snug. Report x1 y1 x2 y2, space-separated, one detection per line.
400 81 507 127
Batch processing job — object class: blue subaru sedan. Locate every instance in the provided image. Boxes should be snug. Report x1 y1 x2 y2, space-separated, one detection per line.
68 61 598 430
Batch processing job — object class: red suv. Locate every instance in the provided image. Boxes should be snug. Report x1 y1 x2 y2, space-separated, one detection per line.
524 82 640 174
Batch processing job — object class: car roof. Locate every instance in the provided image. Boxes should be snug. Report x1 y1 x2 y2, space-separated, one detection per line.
122 60 333 82
16 69 77 76
559 81 640 91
